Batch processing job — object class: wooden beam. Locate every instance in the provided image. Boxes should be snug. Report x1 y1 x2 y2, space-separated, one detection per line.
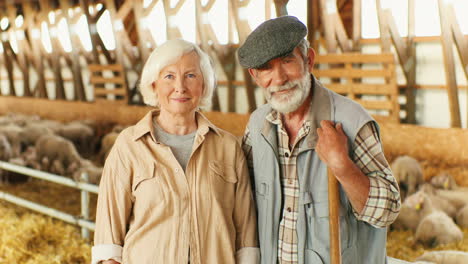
352 0 361 50
23 1 48 98
6 2 31 97
438 0 461 128
132 0 151 61
1 33 17 96
60 0 86 101
105 0 131 104
273 0 289 17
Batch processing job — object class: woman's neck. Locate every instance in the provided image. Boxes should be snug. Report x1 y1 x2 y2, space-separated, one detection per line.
156 109 198 135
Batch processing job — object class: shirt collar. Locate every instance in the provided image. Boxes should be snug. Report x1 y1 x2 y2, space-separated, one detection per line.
132 109 221 142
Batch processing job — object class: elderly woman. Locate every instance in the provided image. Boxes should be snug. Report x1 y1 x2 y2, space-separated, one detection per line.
92 39 259 264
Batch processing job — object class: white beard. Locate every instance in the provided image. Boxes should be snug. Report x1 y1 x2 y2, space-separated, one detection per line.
264 72 311 113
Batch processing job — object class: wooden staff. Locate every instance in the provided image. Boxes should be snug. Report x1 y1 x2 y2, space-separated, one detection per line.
328 167 342 264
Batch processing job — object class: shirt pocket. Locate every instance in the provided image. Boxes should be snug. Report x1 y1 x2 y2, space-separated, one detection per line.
209 160 237 210
132 163 168 207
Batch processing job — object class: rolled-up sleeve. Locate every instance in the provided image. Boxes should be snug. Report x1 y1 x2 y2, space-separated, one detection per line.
233 142 260 263
352 121 401 227
92 142 133 264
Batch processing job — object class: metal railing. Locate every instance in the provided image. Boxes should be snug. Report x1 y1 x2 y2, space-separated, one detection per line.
0 161 98 240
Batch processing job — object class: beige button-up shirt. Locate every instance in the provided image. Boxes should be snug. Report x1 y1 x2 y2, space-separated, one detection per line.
92 110 258 264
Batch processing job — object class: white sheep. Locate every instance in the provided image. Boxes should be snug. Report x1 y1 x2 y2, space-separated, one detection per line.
414 211 463 247
391 186 457 230
0 124 24 157
430 172 458 190
416 250 468 264
391 155 424 200
98 131 119 165
71 159 103 185
435 189 468 210
455 204 468 228
57 122 95 156
35 134 82 174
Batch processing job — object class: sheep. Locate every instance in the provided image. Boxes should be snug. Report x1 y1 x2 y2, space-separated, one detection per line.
35 134 82 174
455 204 468 228
57 122 95 157
390 155 424 200
435 189 468 210
0 133 13 183
71 159 103 185
391 186 456 230
416 250 468 264
19 123 55 149
0 124 24 157
98 131 119 165
20 146 41 171
430 172 458 190
392 191 434 230
414 211 463 247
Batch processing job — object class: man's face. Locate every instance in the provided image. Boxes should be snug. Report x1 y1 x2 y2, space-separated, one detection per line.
249 47 313 113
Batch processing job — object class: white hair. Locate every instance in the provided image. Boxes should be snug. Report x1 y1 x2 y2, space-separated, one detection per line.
139 39 216 108
297 38 310 63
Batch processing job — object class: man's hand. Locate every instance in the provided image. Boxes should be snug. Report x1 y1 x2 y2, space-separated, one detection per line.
316 120 351 170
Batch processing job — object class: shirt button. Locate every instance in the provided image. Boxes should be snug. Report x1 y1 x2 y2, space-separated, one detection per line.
285 152 289 158
175 168 179 173
287 207 292 213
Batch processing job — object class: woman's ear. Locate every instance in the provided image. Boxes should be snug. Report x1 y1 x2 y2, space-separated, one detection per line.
151 82 156 92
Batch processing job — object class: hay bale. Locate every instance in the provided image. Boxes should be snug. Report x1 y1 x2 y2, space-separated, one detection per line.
380 122 468 187
0 201 91 263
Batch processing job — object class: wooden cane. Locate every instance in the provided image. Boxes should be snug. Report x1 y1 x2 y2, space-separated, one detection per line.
328 167 342 264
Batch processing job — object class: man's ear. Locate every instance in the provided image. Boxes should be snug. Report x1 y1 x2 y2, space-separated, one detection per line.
306 48 316 71
248 68 258 82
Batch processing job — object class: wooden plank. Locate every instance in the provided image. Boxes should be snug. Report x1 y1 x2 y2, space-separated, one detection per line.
355 99 393 110
314 68 393 78
90 76 126 85
315 53 394 63
325 83 396 95
94 89 127 96
88 64 124 72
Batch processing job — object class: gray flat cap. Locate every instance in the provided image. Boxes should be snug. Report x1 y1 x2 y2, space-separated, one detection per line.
238 16 307 69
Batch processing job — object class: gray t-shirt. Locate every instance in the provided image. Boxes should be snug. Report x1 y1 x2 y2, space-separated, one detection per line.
153 118 196 171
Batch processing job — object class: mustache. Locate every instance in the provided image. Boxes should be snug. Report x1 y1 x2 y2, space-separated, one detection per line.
268 79 300 93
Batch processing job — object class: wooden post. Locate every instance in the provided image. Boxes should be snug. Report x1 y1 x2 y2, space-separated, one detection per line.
105 0 131 103
328 168 341 264
23 1 48 98
273 0 289 17
230 0 257 112
445 4 468 128
438 0 461 128
60 0 86 101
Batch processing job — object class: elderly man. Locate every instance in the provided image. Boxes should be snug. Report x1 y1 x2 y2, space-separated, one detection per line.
239 16 401 264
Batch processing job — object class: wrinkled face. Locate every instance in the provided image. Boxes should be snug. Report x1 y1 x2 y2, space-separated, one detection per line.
249 47 314 113
153 51 204 116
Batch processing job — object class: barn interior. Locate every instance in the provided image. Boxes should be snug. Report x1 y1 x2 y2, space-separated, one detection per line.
1 0 468 263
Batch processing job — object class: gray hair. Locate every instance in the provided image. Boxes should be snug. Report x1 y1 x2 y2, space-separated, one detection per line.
297 38 310 63
139 39 216 109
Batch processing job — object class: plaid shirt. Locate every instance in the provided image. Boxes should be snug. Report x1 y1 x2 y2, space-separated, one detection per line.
242 110 400 264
